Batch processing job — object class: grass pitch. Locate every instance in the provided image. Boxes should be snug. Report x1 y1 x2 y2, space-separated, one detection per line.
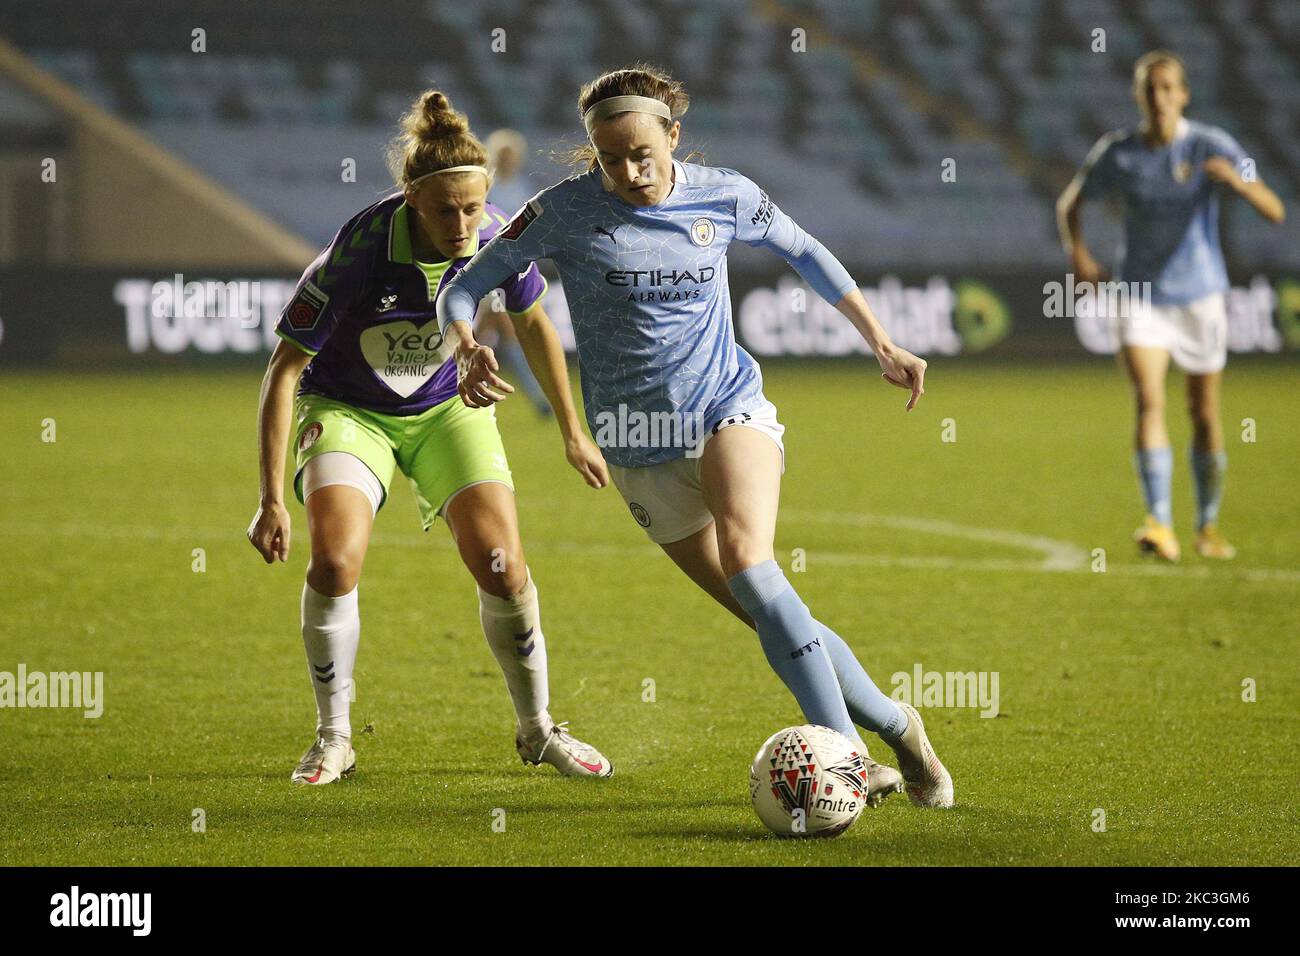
1 359 1296 865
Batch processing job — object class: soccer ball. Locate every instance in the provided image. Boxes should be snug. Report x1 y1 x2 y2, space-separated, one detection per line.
749 725 869 837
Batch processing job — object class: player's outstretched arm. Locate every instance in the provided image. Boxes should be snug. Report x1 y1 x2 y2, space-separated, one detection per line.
509 302 609 489
437 241 545 411
247 338 311 563
733 172 926 409
443 311 607 487
1057 132 1121 283
444 318 515 408
1203 157 1286 224
834 288 927 411
1055 178 1106 283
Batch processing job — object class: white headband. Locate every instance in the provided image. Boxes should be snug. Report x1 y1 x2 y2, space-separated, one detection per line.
583 95 673 138
407 165 491 190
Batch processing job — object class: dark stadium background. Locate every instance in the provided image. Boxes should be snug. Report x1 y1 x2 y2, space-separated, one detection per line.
1 0 1296 369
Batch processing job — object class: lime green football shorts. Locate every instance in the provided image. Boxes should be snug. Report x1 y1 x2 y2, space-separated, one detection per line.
291 392 514 531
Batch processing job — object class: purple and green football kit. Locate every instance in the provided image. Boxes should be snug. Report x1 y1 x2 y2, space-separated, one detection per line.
277 192 547 414
276 193 547 528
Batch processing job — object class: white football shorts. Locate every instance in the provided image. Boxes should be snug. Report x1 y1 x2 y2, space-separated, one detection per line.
1120 292 1228 374
606 400 786 545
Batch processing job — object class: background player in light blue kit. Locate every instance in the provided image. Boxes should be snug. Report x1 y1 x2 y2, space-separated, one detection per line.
1057 51 1285 562
438 65 954 809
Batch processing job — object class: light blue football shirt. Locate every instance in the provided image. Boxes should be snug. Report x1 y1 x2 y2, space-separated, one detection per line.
437 159 857 467
1077 118 1248 305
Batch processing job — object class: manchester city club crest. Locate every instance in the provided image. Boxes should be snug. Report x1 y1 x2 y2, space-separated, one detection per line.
689 217 715 246
1172 160 1192 183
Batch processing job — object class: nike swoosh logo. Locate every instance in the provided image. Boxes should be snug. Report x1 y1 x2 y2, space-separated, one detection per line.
575 758 604 774
304 764 324 784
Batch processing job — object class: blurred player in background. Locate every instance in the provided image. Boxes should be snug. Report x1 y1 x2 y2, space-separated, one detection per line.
484 128 538 215
438 65 954 809
476 128 552 416
1057 51 1285 561
246 90 612 784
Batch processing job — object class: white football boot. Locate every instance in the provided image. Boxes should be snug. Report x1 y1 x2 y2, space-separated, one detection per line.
516 721 614 778
291 737 356 785
885 703 954 808
862 753 906 808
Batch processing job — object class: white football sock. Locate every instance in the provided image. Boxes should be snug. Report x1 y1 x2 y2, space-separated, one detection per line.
478 568 551 736
300 582 360 743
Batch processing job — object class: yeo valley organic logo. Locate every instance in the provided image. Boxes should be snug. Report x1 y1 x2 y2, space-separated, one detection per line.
359 320 448 398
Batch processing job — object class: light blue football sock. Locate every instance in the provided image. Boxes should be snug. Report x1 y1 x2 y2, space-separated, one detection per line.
1190 449 1227 530
814 622 908 739
1134 447 1174 525
727 560 857 741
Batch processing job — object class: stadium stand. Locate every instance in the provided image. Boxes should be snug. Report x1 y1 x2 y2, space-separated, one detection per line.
1 0 1295 269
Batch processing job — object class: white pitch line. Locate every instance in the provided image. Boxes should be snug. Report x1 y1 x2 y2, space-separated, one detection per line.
3 515 1299 583
783 509 1089 571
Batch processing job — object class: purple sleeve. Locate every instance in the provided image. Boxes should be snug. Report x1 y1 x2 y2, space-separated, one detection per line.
275 212 376 354
500 262 547 314
438 195 556 334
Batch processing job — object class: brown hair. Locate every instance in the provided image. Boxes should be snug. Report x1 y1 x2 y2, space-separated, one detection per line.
557 63 696 171
386 90 489 190
1133 50 1188 94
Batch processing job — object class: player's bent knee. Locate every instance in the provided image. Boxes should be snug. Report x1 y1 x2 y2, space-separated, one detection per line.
452 523 525 593
449 517 523 589
1135 389 1165 415
715 536 775 581
307 550 364 595
470 557 527 599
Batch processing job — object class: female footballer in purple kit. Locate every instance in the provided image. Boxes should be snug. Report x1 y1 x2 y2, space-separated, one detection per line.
1057 51 1285 562
246 91 613 784
438 65 954 809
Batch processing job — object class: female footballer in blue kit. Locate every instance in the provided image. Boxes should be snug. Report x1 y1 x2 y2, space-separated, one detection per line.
1057 51 1285 562
439 66 954 808
246 90 613 784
